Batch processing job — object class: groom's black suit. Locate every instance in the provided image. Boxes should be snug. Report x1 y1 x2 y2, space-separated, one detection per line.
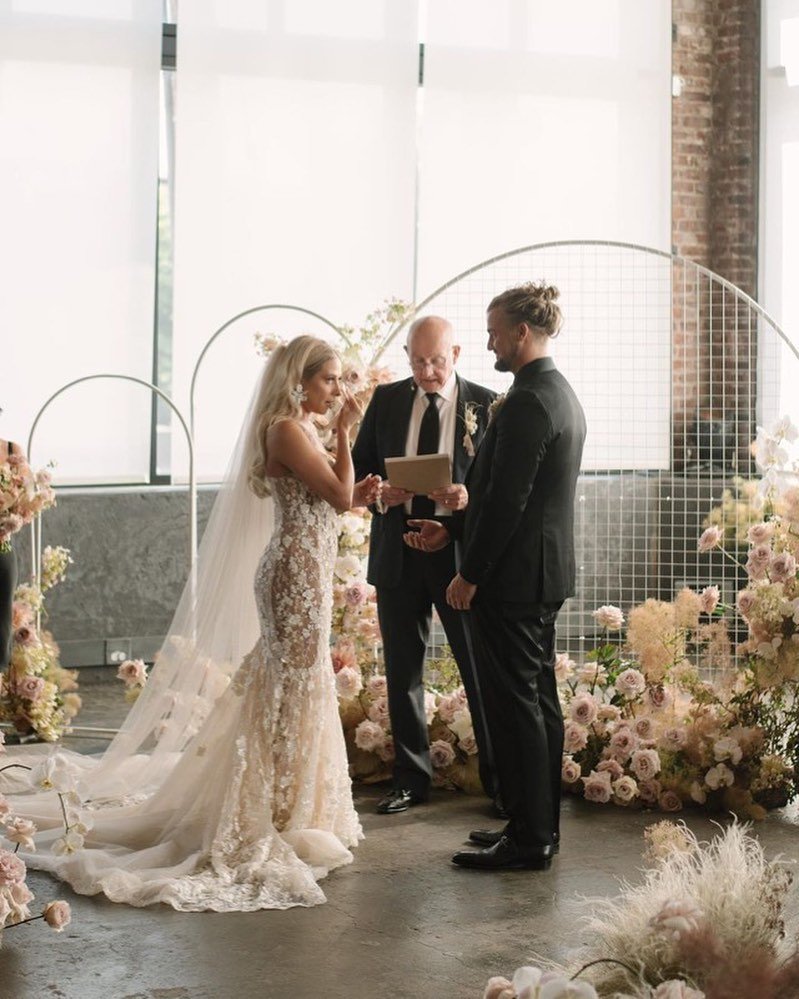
451 357 586 848
352 374 496 799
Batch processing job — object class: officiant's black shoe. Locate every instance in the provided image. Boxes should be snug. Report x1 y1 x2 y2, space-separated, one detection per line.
376 788 426 814
468 829 560 853
452 836 555 871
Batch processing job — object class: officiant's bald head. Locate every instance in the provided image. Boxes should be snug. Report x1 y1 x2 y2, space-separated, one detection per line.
405 316 460 394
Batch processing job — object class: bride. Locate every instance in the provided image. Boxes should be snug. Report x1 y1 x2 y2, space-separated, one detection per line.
4 335 381 911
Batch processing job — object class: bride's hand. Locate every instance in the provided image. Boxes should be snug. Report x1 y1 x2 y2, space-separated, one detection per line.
336 388 363 435
353 474 381 507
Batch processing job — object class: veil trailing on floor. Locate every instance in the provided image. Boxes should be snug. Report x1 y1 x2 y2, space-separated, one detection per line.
5 358 277 809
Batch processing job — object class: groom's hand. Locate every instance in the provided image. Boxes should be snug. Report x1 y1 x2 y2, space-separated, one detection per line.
428 483 468 511
403 519 451 552
446 573 477 611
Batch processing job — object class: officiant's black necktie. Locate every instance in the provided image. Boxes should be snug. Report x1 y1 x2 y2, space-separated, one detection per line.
411 392 440 519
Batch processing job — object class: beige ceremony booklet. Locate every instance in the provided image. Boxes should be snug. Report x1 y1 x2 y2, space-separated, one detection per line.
384 453 452 495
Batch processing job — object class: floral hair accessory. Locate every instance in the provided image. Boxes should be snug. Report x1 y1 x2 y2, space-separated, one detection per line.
290 383 308 405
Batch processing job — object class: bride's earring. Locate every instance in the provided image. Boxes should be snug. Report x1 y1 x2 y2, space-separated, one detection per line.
290 383 308 405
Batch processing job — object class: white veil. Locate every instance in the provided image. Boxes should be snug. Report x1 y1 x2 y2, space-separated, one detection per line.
7 357 277 804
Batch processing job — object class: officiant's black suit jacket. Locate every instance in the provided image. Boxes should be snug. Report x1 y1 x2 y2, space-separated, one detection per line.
352 374 496 587
453 357 586 604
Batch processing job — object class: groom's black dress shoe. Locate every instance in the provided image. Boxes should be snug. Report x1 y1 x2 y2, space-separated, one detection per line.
376 788 426 814
452 836 556 871
468 829 560 854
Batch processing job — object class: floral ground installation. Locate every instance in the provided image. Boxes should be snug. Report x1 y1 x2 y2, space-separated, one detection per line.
557 417 799 818
1 546 80 742
484 820 799 999
0 753 82 945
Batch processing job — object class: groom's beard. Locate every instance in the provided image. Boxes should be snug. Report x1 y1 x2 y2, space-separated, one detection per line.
494 354 513 372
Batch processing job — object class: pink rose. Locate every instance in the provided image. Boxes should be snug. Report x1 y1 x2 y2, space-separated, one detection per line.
569 693 599 727
630 748 662 780
367 695 390 726
563 721 589 753
11 602 33 629
612 775 639 803
330 640 356 673
592 605 624 630
736 589 756 618
366 675 388 699
377 737 395 763
609 727 638 761
638 778 662 803
4 816 37 850
42 900 71 932
554 653 575 683
698 525 722 552
458 733 478 755
0 849 26 886
747 521 774 544
658 790 683 812
582 770 613 803
335 665 363 700
15 675 45 701
437 690 467 724
770 551 797 583
430 739 456 769
344 582 370 608
561 757 582 784
661 726 687 751
354 719 385 752
596 758 624 779
13 625 36 646
598 704 621 723
615 668 646 700
634 717 655 741
700 585 720 614
647 684 672 710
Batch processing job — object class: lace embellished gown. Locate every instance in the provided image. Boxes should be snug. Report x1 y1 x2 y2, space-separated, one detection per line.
28 474 363 911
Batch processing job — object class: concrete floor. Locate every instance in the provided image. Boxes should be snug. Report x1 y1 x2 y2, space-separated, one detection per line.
2 671 799 999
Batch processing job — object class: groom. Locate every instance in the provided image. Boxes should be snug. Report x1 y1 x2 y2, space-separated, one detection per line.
405 283 586 869
352 316 497 814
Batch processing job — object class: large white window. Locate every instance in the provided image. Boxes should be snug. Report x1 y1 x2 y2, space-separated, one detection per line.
0 2 162 483
760 0 799 426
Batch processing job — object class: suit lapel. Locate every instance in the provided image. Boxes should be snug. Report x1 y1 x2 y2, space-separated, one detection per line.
453 375 471 483
386 378 417 457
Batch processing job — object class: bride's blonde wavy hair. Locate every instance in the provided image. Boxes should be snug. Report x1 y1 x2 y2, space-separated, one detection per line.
248 334 339 497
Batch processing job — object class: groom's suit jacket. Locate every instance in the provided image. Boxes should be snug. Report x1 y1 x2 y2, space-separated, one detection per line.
452 357 586 604
352 374 496 588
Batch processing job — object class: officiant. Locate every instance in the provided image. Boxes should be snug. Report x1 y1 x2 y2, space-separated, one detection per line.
352 316 497 814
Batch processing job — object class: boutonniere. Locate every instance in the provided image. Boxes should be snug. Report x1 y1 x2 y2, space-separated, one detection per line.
461 403 479 457
487 393 507 424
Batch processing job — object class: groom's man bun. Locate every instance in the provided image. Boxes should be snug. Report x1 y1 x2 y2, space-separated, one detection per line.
488 282 563 338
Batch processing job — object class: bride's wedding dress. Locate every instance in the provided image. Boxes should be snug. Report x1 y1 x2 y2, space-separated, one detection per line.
13 466 362 911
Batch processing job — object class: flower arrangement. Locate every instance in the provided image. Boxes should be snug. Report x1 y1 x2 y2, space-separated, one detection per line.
558 417 799 817
0 751 85 945
484 821 799 998
1 547 80 742
0 453 55 552
117 658 148 703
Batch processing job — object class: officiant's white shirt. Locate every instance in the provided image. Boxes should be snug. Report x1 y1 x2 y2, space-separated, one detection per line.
403 370 457 516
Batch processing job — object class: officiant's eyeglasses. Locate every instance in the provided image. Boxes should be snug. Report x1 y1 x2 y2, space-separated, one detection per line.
408 356 449 371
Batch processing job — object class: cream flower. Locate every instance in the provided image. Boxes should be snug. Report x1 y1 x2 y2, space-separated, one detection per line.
3 816 37 851
116 658 148 687
615 668 646 699
561 756 582 784
649 897 703 940
699 585 720 614
612 775 639 803
0 849 26 886
354 719 385 752
592 605 624 630
42 899 72 932
335 665 363 700
52 830 85 855
713 736 743 765
569 693 598 727
29 754 78 793
704 762 734 789
563 721 589 754
630 748 662 780
554 653 576 683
